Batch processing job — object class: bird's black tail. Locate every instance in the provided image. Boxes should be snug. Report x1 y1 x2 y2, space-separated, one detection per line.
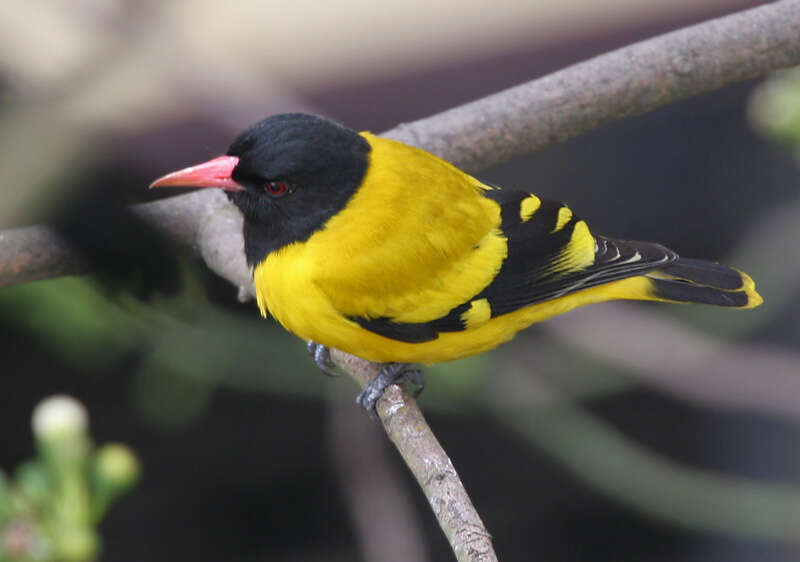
642 258 762 308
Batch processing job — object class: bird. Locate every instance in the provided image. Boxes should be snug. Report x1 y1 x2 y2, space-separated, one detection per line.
150 113 763 414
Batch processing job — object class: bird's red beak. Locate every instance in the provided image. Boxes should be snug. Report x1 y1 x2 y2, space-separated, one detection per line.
149 155 244 192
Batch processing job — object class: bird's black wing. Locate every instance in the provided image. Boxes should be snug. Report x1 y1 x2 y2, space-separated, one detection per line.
475 188 677 316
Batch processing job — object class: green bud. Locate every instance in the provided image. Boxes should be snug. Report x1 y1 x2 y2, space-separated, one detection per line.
91 444 140 521
94 444 140 487
750 69 800 146
31 396 91 504
32 396 91 481
30 396 94 551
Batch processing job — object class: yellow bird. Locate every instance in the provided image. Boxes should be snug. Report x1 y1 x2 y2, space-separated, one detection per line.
151 113 762 413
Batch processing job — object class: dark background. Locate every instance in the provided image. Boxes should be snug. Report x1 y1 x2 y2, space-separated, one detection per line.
3 1 800 560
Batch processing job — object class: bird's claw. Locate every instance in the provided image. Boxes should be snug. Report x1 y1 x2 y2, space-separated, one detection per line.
307 341 338 377
306 343 424 419
356 363 425 420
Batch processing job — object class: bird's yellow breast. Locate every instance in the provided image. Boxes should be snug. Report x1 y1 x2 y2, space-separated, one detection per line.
253 133 513 361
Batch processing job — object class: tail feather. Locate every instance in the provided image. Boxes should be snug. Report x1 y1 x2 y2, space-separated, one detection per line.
644 259 762 309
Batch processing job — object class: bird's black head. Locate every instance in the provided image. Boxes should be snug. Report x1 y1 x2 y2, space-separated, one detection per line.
151 113 370 266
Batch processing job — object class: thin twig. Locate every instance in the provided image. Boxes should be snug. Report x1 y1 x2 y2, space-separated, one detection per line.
332 350 498 562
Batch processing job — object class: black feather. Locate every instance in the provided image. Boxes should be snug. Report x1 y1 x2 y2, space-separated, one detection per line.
645 257 751 306
658 258 743 290
351 316 438 343
648 277 749 307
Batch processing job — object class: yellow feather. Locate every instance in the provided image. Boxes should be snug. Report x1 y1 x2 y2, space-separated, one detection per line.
552 206 573 232
738 271 763 308
520 194 541 222
557 221 596 272
461 299 492 330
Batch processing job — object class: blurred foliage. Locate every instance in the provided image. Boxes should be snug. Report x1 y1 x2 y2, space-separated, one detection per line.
492 364 800 544
750 66 800 151
0 271 491 427
0 396 139 562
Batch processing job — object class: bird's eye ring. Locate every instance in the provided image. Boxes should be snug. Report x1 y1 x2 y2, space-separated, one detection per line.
264 181 290 197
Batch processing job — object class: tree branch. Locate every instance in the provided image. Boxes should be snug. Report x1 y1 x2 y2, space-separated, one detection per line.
327 387 432 562
385 0 800 171
0 225 88 286
331 350 497 562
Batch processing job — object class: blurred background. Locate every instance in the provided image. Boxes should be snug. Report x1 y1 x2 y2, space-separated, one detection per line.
1 0 800 560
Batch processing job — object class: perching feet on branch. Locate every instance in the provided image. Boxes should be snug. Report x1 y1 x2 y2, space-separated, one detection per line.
356 362 425 421
307 341 425 419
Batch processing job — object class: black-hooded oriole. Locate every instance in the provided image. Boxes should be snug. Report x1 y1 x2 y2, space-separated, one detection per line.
151 113 762 412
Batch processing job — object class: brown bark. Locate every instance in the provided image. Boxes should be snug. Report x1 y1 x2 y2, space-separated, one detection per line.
384 0 800 172
332 351 498 562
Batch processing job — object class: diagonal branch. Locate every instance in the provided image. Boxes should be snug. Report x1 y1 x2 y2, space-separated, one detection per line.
385 0 800 171
332 351 497 562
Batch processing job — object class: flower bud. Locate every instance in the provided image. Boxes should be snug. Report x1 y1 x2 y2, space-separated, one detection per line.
91 444 140 520
31 396 88 441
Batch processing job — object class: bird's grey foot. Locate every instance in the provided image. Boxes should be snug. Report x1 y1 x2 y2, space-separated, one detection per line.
356 363 425 420
307 341 338 377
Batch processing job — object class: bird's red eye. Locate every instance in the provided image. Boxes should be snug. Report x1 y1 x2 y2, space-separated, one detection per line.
265 181 289 197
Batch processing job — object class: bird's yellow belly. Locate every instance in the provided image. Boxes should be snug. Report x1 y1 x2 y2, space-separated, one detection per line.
254 250 652 364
